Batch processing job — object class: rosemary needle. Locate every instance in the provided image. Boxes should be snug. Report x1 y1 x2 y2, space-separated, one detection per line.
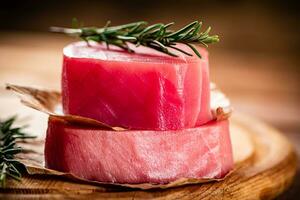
0 116 36 188
51 20 219 58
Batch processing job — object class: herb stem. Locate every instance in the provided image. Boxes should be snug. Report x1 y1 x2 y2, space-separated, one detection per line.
51 20 219 58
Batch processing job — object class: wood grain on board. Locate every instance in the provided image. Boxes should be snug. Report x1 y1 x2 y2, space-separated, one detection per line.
0 114 296 200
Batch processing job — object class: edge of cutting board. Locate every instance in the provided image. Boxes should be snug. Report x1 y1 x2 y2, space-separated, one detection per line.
0 113 297 200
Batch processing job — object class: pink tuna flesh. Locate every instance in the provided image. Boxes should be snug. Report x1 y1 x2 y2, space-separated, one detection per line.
196 55 213 125
62 42 212 130
45 117 233 184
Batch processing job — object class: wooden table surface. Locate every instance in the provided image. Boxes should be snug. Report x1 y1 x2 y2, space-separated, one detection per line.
0 31 299 199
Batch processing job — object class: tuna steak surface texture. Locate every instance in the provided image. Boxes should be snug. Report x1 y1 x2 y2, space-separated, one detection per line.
45 117 233 184
62 42 212 130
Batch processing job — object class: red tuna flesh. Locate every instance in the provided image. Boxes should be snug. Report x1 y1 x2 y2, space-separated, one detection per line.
45 116 233 184
196 55 213 125
62 42 212 130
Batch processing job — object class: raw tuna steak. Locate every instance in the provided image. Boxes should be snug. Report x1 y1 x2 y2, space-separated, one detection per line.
45 116 233 184
62 42 212 130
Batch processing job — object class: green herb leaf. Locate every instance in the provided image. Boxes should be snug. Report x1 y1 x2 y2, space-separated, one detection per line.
51 20 219 58
0 116 36 188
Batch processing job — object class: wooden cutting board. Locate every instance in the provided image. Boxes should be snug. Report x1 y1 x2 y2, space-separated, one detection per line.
0 113 297 200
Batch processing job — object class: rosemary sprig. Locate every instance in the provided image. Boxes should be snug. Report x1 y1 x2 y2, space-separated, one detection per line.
0 116 36 188
51 20 219 58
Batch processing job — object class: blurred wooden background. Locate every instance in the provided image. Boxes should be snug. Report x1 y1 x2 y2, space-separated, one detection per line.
0 0 299 198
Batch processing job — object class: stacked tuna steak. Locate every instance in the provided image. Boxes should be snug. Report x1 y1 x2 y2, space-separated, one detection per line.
62 42 212 130
45 42 233 184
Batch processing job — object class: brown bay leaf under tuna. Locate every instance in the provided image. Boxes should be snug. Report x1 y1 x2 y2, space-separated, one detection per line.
6 83 241 190
15 120 253 189
6 83 231 129
6 84 123 131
